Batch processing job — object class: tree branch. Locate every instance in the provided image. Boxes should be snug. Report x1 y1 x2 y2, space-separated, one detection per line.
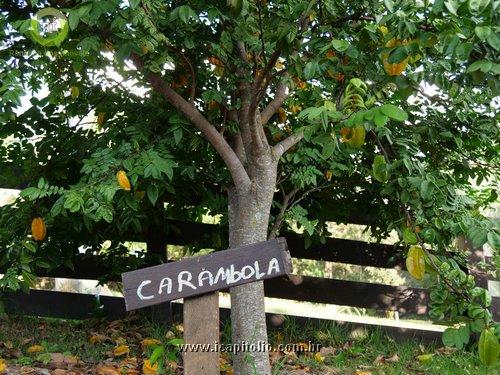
268 187 298 239
130 52 251 189
261 79 289 125
273 131 304 159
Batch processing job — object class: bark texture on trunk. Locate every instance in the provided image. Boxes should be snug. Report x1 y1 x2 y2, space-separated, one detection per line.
228 155 277 375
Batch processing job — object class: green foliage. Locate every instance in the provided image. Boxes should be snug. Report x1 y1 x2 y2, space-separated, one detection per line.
0 0 499 362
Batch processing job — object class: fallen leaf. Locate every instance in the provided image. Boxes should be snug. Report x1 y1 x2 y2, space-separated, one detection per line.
113 345 130 357
269 350 284 365
0 359 6 373
319 346 336 357
142 359 158 374
417 353 434 363
314 352 325 363
52 370 68 375
27 345 44 354
374 353 399 364
140 339 161 348
96 364 121 375
164 331 175 340
3 341 13 349
354 371 372 375
89 334 106 345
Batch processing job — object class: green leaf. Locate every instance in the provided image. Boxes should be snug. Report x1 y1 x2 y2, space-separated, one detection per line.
303 61 317 80
474 26 492 41
129 0 140 9
372 155 390 183
380 104 408 122
68 11 80 30
331 39 349 52
149 346 165 365
374 111 388 127
384 0 394 12
487 231 500 250
420 180 434 200
147 184 159 206
402 226 418 245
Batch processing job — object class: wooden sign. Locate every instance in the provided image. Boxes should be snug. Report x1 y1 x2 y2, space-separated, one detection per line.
122 238 292 311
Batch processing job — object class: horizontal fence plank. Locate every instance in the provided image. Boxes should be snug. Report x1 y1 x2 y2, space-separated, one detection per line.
4 288 498 329
0 221 402 280
2 289 125 320
2 289 443 343
264 275 429 315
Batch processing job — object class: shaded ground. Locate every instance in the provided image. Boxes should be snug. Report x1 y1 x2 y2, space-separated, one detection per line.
0 314 496 374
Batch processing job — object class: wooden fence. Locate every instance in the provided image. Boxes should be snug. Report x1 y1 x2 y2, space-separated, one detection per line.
1 218 497 341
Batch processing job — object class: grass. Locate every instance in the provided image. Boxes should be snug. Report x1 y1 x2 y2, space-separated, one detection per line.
0 314 497 374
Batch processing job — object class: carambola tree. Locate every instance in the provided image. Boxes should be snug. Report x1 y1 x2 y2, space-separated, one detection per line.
1 0 499 373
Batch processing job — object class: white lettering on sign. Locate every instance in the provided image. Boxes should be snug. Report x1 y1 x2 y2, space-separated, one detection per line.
137 280 154 300
134 258 282 300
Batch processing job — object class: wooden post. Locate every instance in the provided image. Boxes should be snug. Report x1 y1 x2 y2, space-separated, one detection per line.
183 292 219 375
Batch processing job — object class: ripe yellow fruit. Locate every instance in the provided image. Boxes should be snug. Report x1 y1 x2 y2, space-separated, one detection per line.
116 170 131 191
382 38 409 76
31 217 46 241
406 246 426 280
70 86 79 99
27 344 44 353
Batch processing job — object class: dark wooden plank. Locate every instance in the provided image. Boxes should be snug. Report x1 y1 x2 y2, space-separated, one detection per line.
284 233 402 268
264 275 429 315
183 293 219 375
2 289 125 320
122 238 292 311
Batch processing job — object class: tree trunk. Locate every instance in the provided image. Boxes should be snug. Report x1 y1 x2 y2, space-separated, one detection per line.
228 158 277 375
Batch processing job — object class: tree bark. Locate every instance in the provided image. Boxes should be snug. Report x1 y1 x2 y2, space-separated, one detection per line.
228 153 277 375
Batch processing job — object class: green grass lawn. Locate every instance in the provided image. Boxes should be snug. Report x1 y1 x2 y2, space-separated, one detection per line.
0 314 497 374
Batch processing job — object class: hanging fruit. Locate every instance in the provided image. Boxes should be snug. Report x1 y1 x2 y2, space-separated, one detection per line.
478 327 499 366
116 170 131 191
70 86 79 99
31 217 46 241
341 126 366 148
381 38 409 76
406 246 426 280
324 170 333 181
97 112 105 126
372 155 390 183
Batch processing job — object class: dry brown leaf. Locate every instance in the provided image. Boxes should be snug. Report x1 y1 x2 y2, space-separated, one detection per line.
96 364 121 375
269 350 284 365
113 345 130 357
314 352 325 363
142 359 158 374
89 334 107 345
319 346 336 357
3 341 13 349
164 331 175 340
26 345 44 354
140 339 161 349
374 353 399 364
